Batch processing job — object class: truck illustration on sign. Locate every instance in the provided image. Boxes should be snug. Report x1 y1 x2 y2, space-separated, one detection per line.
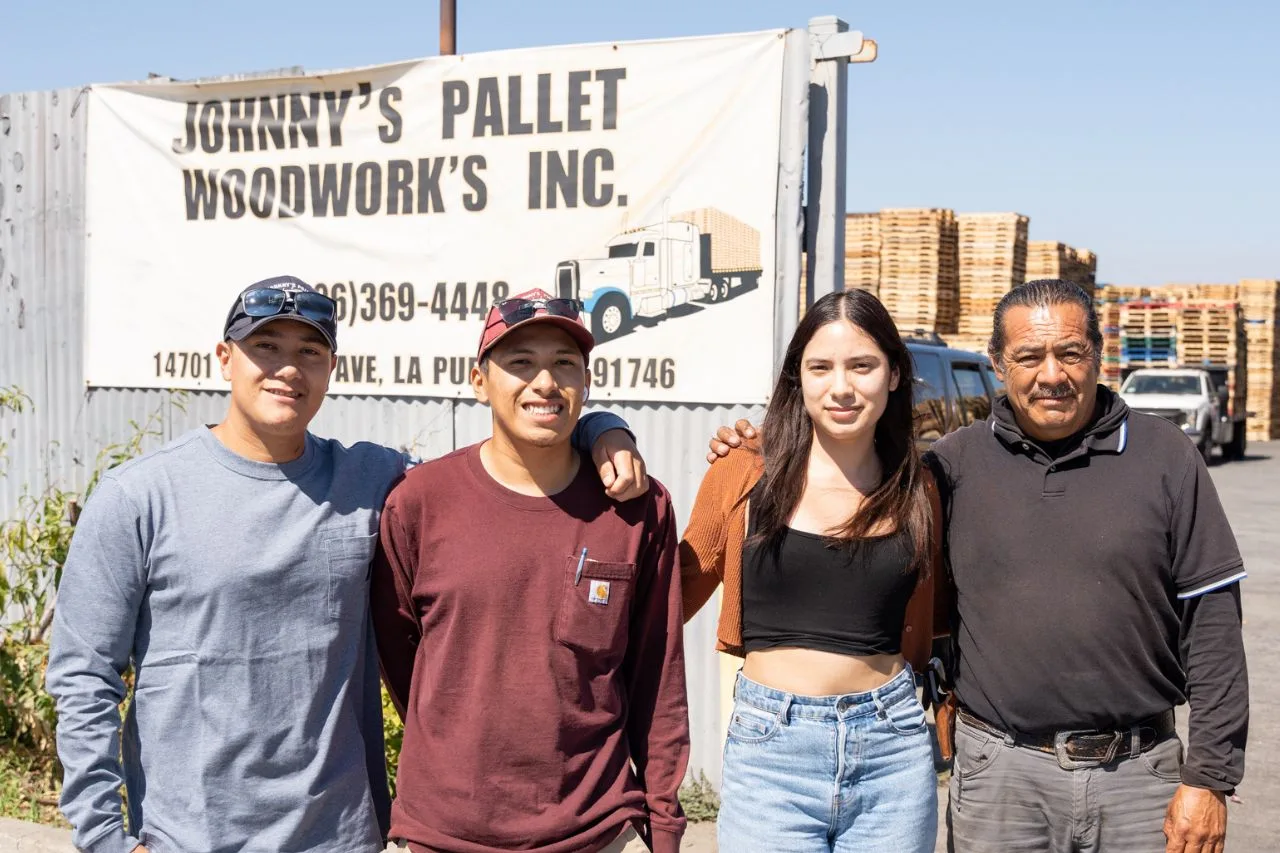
554 207 763 342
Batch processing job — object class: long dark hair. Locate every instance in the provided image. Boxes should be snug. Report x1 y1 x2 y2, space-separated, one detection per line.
751 290 930 571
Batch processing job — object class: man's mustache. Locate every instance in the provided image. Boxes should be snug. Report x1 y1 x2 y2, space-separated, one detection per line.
1030 383 1076 401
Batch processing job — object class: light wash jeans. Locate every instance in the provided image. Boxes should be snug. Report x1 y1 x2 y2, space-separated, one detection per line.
718 667 938 852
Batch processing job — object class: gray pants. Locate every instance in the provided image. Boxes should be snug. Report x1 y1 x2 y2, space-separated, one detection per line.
947 713 1183 852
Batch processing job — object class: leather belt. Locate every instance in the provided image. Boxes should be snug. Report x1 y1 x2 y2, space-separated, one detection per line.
957 708 1176 770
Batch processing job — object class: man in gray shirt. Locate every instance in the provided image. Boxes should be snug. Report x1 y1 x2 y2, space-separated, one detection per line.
46 276 645 853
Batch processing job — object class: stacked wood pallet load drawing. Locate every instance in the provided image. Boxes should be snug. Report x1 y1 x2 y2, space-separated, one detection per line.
1025 241 1098 297
878 208 959 335
948 212 1029 355
845 213 881 296
1240 279 1280 440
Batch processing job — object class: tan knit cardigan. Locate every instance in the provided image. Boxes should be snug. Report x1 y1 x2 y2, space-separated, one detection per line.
678 440 949 672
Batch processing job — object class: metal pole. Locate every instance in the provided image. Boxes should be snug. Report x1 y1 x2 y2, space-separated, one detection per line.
441 0 457 55
773 28 810 374
805 16 852 309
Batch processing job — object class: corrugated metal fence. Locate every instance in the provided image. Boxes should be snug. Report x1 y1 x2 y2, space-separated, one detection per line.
0 85 793 784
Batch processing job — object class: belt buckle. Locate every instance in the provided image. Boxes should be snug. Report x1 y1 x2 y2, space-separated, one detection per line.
1053 730 1122 770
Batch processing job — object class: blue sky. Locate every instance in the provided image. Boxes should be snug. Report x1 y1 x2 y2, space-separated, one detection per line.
3 1 1276 285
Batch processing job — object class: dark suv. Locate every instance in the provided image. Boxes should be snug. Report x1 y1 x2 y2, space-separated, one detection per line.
907 335 1003 446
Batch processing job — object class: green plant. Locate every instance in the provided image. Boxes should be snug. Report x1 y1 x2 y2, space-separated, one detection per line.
382 686 403 798
0 744 66 826
0 400 172 755
679 770 720 822
0 385 32 476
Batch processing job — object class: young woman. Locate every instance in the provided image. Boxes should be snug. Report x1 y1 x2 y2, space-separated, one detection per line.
681 289 944 852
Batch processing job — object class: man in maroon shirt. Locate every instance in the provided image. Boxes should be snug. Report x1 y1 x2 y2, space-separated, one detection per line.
372 289 690 853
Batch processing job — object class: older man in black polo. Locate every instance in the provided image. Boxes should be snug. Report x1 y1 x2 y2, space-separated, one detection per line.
933 279 1247 853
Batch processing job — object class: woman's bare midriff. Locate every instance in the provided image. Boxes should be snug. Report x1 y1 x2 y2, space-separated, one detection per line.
742 646 905 696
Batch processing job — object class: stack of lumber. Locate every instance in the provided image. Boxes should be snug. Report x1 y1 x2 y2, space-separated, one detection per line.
1025 241 1097 296
844 213 881 295
956 213 1028 341
878 208 959 334
1240 279 1280 440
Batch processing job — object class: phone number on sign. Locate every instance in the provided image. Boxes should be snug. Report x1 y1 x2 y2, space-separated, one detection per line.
313 281 513 326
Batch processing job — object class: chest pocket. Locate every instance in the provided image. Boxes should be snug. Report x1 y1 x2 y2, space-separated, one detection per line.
325 533 378 621
554 556 637 659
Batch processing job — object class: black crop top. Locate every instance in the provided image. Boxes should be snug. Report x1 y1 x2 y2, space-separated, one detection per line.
742 510 918 657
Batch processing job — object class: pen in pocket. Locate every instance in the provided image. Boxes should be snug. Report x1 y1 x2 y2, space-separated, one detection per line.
574 547 588 585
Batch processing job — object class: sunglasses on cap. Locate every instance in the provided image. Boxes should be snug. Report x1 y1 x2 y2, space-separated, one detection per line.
240 288 337 323
495 297 583 325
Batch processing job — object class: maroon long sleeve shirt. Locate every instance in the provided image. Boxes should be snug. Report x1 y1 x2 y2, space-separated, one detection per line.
371 443 690 853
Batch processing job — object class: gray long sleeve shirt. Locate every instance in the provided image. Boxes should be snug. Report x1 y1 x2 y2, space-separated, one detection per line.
47 428 406 853
46 414 626 853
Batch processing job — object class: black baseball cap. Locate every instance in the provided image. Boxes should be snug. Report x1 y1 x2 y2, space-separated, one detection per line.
223 275 339 351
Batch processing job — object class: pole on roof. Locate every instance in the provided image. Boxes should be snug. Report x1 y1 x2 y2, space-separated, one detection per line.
441 0 457 55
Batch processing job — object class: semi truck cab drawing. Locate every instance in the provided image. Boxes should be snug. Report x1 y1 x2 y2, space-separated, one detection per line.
555 208 762 342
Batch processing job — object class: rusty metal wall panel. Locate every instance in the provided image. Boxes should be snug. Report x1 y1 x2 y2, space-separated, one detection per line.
1 87 95 509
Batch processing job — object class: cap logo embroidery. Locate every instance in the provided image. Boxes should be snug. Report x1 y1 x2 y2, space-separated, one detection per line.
588 581 611 605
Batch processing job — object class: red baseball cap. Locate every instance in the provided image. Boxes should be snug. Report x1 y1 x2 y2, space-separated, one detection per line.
477 288 595 361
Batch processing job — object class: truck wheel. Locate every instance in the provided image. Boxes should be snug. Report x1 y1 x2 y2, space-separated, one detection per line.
591 294 631 342
1197 431 1212 464
1226 427 1247 461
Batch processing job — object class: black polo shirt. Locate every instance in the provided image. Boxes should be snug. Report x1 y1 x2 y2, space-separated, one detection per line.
928 387 1246 735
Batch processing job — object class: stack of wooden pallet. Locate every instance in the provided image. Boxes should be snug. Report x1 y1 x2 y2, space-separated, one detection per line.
1096 286 1156 389
1179 300 1247 420
1170 283 1240 302
1098 299 1124 389
955 213 1028 343
1178 301 1243 367
1025 241 1098 296
1096 284 1153 303
1240 279 1280 440
878 208 959 334
1118 302 1179 368
844 213 881 295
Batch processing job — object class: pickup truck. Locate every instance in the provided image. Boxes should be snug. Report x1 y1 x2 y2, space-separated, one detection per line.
1119 367 1248 462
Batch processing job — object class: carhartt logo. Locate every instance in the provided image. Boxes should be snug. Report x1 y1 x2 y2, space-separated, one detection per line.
589 581 611 605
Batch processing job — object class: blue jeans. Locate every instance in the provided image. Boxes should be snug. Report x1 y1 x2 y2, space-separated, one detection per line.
718 667 938 853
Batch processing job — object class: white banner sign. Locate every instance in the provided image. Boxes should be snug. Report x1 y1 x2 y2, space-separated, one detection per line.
84 31 787 403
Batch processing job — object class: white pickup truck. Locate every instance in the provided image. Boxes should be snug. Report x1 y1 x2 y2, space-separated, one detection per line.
1119 367 1248 462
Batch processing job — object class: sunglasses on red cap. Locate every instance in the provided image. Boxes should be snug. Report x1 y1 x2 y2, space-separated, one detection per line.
495 297 583 325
